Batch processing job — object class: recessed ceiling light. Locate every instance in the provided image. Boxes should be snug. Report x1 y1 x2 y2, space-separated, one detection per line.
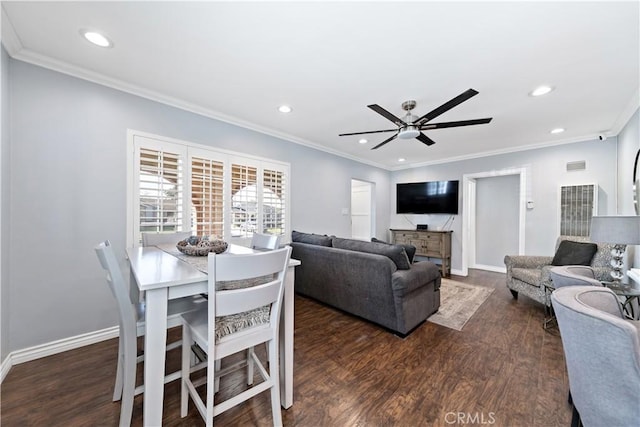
358 138 368 144
80 29 113 48
278 105 292 113
550 128 565 134
529 85 554 97
398 158 406 162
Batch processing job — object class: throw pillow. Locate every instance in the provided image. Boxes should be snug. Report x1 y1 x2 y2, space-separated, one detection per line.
291 230 333 247
332 237 411 270
371 237 417 263
551 240 598 266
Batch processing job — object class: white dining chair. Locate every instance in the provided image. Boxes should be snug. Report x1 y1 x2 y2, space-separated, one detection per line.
250 232 281 250
180 246 292 427
141 231 192 247
95 240 205 427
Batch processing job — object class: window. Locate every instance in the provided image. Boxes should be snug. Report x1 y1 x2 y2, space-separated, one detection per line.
128 132 290 246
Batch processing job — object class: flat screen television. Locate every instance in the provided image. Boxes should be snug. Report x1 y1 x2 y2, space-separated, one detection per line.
396 180 459 214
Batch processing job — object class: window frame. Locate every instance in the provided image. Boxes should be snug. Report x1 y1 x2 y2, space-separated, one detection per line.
126 129 291 247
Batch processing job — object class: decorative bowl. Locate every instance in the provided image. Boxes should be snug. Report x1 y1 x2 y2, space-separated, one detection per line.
176 236 228 256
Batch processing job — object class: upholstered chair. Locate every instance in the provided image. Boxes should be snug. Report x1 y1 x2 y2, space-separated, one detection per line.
504 236 620 306
551 286 640 426
548 265 603 288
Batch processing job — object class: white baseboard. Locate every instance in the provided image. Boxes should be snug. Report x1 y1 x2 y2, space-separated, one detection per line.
472 264 507 274
1 354 12 382
1 326 119 383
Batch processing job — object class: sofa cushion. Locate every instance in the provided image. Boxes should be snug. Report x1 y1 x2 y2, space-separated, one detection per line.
332 237 411 270
291 230 333 247
371 237 417 263
552 240 598 266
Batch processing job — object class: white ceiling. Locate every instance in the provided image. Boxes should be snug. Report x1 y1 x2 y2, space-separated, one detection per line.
2 1 639 170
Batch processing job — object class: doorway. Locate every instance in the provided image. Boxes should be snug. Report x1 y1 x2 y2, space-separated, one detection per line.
462 168 527 275
351 179 374 241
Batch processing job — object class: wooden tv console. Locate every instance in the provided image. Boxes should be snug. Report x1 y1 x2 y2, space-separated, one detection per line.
390 229 452 277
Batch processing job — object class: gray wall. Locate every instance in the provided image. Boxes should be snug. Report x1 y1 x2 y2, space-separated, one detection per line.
475 174 520 268
6 58 390 353
1 47 9 361
391 139 618 273
617 108 640 215
616 108 640 268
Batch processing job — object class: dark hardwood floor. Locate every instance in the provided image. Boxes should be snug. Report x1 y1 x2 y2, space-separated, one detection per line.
1 269 571 426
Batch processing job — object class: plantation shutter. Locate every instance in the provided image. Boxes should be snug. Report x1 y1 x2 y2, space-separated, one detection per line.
191 156 225 238
138 147 184 235
263 168 286 235
129 131 290 246
231 163 258 239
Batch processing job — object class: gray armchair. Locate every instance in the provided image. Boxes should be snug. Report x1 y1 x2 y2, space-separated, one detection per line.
551 286 640 427
548 265 603 288
504 236 620 306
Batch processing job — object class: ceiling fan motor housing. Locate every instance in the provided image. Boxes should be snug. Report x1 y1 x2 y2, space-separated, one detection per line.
398 126 420 139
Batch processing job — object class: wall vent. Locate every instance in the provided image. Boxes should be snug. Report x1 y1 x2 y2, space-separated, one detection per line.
560 184 597 236
566 161 586 171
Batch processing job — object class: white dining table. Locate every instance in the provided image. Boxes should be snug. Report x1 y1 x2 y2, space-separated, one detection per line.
126 243 300 426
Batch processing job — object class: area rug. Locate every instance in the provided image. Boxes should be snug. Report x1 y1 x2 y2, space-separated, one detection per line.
427 279 494 331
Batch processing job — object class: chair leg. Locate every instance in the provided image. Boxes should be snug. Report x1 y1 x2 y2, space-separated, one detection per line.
206 353 216 427
571 403 582 427
112 334 125 402
510 289 519 300
247 347 255 386
119 332 137 427
215 359 221 393
181 324 191 418
267 338 283 427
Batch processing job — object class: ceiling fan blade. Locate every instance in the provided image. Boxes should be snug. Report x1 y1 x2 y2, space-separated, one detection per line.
414 89 479 125
371 133 399 150
416 133 436 146
368 104 406 126
420 117 493 130
339 128 400 136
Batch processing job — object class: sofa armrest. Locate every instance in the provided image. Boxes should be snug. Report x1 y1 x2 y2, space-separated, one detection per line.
504 255 554 270
392 261 441 296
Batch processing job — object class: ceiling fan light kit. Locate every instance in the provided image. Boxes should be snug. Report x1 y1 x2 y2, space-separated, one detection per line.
339 88 493 150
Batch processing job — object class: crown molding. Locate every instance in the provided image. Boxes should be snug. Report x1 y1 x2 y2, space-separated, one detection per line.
1 4 23 56
390 134 609 171
610 87 640 136
5 41 391 171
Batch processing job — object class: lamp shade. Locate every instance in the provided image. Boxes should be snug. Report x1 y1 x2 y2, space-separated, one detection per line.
590 216 640 245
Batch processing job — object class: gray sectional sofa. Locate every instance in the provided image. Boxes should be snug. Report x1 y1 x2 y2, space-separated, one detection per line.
290 231 441 336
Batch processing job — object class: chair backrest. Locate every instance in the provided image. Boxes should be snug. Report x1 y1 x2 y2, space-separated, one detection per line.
250 233 281 250
556 235 622 270
208 246 292 338
141 231 192 247
551 286 640 426
549 266 602 288
95 241 138 332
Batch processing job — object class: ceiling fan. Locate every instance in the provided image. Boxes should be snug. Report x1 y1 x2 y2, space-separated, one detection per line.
339 88 493 150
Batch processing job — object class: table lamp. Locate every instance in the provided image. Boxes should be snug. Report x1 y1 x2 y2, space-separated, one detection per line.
590 216 640 282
